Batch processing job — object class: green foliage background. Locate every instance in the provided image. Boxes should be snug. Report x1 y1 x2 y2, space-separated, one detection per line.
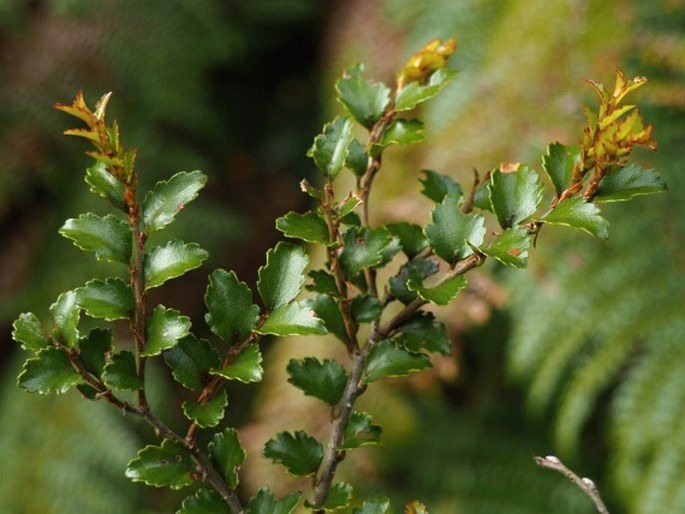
0 0 682 513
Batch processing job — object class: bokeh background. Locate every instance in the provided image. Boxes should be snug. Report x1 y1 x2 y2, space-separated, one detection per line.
0 0 683 513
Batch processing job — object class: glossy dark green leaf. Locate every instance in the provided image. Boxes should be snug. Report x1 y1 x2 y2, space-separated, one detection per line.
488 165 543 229
103 350 143 390
79 327 112 376
287 357 348 406
420 169 462 203
12 312 49 351
395 68 458 111
340 226 395 277
75 278 134 321
386 222 428 258
307 483 353 511
351 295 382 323
143 170 207 232
18 347 80 394
472 178 493 212
425 193 486 263
125 439 194 489
258 242 309 309
394 312 451 356
364 340 431 383
211 344 263 383
76 383 99 400
345 138 368 177
377 119 425 148
178 488 229 514
247 488 302 514
85 161 126 210
205 269 260 343
335 63 391 128
407 274 467 306
595 163 667 202
305 271 337 298
59 213 131 263
262 430 323 476
305 294 348 343
145 240 208 290
163 335 220 391
276 210 331 245
353 496 391 514
389 258 439 305
209 427 246 488
182 389 227 428
309 116 355 180
539 197 609 239
257 302 327 337
481 227 530 268
143 305 191 356
50 290 81 347
340 411 382 449
542 142 582 197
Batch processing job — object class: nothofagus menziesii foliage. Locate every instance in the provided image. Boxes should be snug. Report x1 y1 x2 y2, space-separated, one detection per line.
11 38 665 513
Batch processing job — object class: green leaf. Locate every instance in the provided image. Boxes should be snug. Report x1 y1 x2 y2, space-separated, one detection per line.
394 312 451 356
103 350 143 390
340 412 382 449
12 312 49 351
363 340 431 383
340 226 395 277
395 67 458 111
79 327 112 376
163 335 220 391
595 163 667 202
276 210 331 245
143 305 191 356
420 169 462 203
59 213 131 264
377 119 425 148
542 142 582 197
488 165 543 229
211 343 263 383
481 227 531 268
351 295 382 323
308 483 353 511
50 290 81 347
258 242 309 309
353 496 391 514
85 161 126 210
287 357 348 405
335 63 391 128
389 258 439 305
539 197 609 239
182 389 227 428
309 116 355 180
425 193 486 263
247 488 302 514
338 192 363 218
125 439 194 489
386 222 428 258
75 278 134 321
472 178 493 212
208 428 246 488
263 431 323 476
18 347 80 394
178 488 229 514
305 294 348 343
145 240 208 290
307 269 339 297
143 170 207 232
257 302 327 336
407 274 467 306
345 138 368 177
205 269 260 343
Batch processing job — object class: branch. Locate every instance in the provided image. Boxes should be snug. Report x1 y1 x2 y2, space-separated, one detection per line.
534 455 609 514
